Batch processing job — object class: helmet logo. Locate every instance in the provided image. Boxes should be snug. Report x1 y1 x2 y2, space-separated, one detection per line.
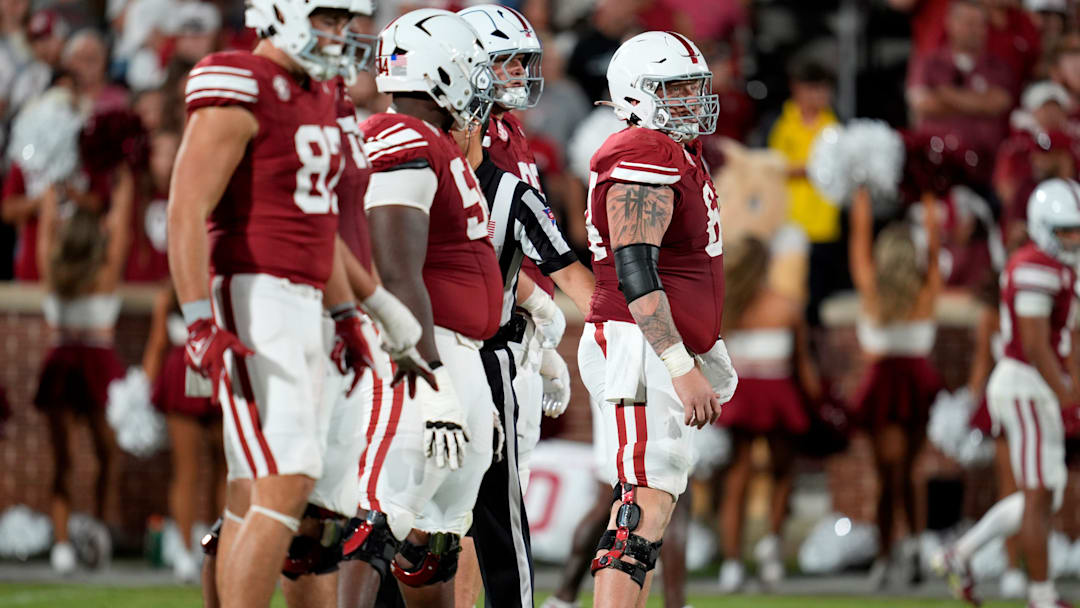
273 75 290 101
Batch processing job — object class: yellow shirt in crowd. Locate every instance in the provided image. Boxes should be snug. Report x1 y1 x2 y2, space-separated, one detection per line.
768 100 839 243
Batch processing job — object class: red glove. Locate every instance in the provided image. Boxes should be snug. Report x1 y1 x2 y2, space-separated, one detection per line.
330 306 376 396
184 318 254 391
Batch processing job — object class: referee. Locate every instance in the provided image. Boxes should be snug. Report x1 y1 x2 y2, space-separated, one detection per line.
458 127 594 607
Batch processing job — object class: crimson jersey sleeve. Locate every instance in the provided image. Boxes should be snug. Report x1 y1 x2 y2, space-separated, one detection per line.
185 51 262 114
592 127 684 186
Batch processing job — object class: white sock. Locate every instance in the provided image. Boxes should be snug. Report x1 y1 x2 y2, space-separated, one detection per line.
955 492 1024 562
1029 580 1058 604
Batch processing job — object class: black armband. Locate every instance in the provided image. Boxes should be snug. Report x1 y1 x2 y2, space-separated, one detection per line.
613 244 663 304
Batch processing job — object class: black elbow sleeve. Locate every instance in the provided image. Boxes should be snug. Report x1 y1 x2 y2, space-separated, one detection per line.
614 244 663 304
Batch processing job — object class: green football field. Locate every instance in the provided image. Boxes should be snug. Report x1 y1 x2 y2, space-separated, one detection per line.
0 584 1029 607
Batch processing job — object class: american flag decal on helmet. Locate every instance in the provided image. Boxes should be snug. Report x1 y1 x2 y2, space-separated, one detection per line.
389 54 408 76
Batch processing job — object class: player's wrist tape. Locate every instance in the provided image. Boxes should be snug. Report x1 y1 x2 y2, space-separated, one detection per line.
330 301 359 321
613 244 663 304
520 285 556 321
362 286 395 317
660 343 695 378
181 299 212 325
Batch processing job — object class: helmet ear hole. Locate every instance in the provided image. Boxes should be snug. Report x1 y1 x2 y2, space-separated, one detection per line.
437 67 452 86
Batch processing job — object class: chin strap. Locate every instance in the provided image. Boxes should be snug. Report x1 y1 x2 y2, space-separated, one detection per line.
589 483 663 588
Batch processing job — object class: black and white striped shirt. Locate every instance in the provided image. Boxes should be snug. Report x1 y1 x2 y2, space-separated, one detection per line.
474 154 578 327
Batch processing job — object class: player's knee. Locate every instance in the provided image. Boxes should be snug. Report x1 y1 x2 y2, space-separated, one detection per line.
589 483 667 588
281 504 349 580
390 532 461 587
340 511 401 581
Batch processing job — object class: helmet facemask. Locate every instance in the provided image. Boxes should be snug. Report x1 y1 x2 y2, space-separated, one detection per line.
1051 225 1080 265
295 21 374 81
428 58 496 130
490 49 542 110
639 74 719 142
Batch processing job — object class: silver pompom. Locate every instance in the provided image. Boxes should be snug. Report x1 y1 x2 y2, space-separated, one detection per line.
808 119 904 212
927 388 995 468
5 88 84 199
0 505 52 560
797 513 878 574
106 367 166 458
690 424 731 480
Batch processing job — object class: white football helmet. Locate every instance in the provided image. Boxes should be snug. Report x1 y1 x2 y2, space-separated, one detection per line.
374 9 495 129
245 0 373 81
457 4 542 110
606 31 719 142
1028 178 1080 264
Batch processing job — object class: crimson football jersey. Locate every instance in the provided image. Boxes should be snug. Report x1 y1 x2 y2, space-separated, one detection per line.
585 126 724 355
186 51 345 288
334 92 374 272
360 112 503 341
1000 242 1078 369
485 110 555 295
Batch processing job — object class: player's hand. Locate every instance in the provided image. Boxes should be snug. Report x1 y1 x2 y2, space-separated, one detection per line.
416 364 470 470
331 306 377 396
520 287 566 348
539 348 571 418
390 348 437 399
672 367 720 429
696 338 738 404
184 318 253 393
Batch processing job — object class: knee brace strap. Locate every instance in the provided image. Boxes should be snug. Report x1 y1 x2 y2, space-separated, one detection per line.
589 483 663 588
201 517 223 557
341 511 400 581
390 533 461 587
249 505 300 532
281 505 348 580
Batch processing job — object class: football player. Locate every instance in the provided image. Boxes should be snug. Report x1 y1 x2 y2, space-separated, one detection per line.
576 31 738 607
457 4 561 495
167 1 388 606
336 9 504 608
933 179 1080 608
448 96 595 608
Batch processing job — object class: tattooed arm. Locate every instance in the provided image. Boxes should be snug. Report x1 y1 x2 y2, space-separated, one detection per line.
606 182 719 427
606 183 681 355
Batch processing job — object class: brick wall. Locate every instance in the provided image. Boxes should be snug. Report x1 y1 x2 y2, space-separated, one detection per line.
4 307 1079 554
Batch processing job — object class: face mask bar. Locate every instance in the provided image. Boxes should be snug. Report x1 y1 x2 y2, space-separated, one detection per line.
298 24 376 80
490 49 543 109
461 62 497 128
640 74 719 140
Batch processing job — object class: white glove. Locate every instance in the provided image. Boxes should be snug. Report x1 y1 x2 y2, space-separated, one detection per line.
362 286 422 358
696 338 738 404
539 348 571 418
415 364 470 470
520 287 565 349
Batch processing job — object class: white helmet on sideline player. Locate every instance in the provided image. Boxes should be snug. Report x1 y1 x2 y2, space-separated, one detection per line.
457 4 542 110
374 9 496 129
245 0 372 81
1028 178 1080 264
606 31 719 142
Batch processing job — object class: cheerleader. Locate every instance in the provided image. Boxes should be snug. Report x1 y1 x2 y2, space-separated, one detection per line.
141 285 224 582
34 162 133 573
715 236 822 592
849 188 943 586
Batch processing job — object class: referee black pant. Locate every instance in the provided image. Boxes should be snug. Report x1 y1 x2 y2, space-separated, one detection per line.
472 340 534 608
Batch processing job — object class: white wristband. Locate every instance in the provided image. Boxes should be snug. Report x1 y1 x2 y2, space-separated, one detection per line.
660 342 694 378
181 299 212 325
361 286 394 319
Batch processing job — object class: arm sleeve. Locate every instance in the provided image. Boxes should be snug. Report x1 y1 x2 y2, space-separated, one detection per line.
1015 290 1054 317
364 167 438 214
514 184 578 274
